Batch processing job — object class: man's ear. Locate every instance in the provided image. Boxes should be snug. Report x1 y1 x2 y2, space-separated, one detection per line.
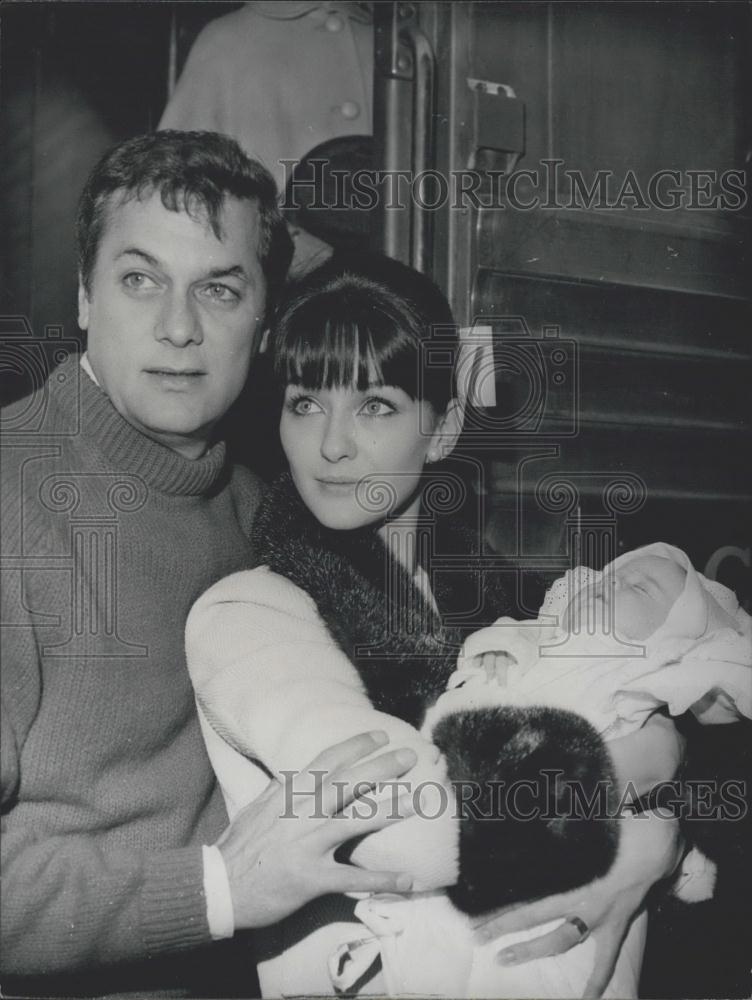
428 398 463 462
77 278 90 331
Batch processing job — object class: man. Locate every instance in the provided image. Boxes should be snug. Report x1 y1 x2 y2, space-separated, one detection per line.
0 131 416 997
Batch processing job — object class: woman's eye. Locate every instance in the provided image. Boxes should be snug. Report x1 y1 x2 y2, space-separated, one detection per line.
360 398 396 417
122 272 157 291
288 395 323 416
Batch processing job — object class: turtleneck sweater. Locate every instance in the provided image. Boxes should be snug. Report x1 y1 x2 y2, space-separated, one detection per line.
1 354 261 994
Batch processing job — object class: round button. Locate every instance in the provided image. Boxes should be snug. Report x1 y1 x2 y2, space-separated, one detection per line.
339 100 361 120
325 13 344 32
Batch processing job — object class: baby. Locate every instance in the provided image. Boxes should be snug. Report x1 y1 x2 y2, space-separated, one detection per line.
460 550 691 725
477 553 688 698
452 542 750 737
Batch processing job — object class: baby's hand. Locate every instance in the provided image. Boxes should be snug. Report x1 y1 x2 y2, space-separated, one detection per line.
467 651 517 686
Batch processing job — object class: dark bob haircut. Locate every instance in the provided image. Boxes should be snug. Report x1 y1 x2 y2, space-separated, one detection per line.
271 253 458 414
76 130 294 313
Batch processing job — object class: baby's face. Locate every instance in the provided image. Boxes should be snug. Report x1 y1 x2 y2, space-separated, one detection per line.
565 555 687 640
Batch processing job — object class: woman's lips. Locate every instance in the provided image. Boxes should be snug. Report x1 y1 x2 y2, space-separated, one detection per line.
316 478 358 494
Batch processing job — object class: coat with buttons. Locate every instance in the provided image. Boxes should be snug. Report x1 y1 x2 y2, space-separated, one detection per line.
159 1 372 194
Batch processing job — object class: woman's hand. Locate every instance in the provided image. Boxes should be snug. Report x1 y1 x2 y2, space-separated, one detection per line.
473 811 684 997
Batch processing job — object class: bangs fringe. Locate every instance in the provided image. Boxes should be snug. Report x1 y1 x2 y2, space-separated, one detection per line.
274 312 421 400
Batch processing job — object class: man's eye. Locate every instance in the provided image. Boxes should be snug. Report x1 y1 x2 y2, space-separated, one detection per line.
203 283 239 302
123 272 157 290
360 397 396 417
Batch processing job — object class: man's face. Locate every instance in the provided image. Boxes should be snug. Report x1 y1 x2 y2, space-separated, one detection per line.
78 191 266 458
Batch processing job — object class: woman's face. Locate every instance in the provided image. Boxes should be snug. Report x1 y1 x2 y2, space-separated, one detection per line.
280 381 441 530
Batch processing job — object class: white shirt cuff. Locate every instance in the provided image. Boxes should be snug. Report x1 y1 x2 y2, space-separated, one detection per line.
202 844 235 940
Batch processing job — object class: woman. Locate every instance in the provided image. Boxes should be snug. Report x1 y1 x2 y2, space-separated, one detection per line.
186 255 684 997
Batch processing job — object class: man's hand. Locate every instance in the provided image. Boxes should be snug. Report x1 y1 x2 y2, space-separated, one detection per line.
472 812 684 998
215 731 417 929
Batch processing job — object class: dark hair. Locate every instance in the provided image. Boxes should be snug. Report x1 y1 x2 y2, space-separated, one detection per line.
282 134 374 252
76 130 294 312
271 253 457 413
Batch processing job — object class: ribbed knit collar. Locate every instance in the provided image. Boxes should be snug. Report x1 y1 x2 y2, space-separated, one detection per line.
50 354 229 496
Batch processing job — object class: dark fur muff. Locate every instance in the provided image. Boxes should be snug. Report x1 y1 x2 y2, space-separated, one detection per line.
434 706 619 914
253 475 619 912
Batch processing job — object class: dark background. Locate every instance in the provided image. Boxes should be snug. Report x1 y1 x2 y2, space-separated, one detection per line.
1 2 240 353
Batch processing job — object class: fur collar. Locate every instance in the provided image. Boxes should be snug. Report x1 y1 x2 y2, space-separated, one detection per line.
252 474 516 727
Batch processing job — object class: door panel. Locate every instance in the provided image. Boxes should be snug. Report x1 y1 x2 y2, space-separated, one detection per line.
373 1 751 604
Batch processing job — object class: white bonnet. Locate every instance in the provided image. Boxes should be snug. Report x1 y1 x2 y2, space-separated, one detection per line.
539 542 746 644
